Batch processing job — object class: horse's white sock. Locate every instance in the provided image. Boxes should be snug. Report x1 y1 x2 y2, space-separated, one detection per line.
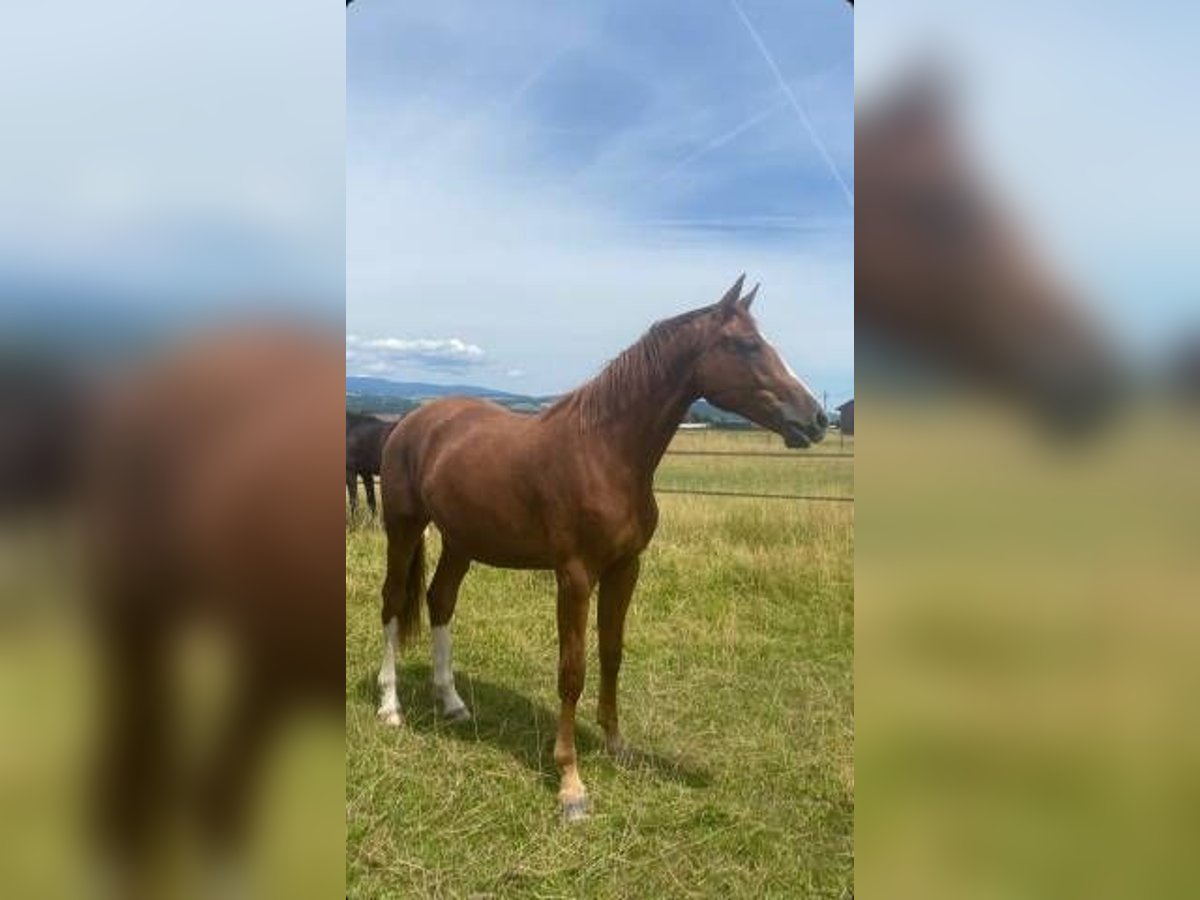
431 625 467 716
377 617 402 725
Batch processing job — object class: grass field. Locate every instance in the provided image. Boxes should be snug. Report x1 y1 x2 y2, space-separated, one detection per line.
345 429 854 898
658 430 853 498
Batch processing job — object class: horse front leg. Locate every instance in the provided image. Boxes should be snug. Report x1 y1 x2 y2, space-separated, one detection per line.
597 554 639 759
553 560 595 823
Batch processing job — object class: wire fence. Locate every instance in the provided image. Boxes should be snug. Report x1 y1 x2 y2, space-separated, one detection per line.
655 487 853 503
664 450 853 460
347 440 855 506
656 447 854 504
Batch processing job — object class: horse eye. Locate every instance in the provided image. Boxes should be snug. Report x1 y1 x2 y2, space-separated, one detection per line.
727 337 760 355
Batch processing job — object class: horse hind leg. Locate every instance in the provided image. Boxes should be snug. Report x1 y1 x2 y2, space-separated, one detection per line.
377 617 403 726
378 516 427 726
427 545 471 721
195 663 280 878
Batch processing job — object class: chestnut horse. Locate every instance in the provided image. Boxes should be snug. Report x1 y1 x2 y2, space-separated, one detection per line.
376 277 827 821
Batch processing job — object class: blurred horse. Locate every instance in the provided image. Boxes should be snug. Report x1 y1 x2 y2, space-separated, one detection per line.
85 326 343 889
376 277 828 821
346 411 397 517
856 72 1121 432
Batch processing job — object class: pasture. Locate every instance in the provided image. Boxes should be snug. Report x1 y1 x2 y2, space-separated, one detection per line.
345 429 854 898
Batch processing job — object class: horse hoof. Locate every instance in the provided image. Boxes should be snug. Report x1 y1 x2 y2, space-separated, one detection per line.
560 796 590 824
377 707 403 727
606 737 636 765
443 705 472 723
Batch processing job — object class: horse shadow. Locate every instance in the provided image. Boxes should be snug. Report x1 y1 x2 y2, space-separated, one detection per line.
353 664 712 793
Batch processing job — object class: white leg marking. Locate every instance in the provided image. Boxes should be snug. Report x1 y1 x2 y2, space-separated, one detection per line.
431 625 469 719
377 617 402 726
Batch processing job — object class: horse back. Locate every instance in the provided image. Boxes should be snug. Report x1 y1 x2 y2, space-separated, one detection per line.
380 396 653 568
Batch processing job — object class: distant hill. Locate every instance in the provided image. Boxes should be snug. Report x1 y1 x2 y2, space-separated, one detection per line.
686 399 752 427
345 376 533 402
345 376 750 426
345 394 419 416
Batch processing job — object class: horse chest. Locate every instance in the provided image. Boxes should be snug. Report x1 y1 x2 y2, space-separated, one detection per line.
574 493 656 563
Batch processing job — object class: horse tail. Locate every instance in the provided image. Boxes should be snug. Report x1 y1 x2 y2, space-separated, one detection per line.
396 527 426 646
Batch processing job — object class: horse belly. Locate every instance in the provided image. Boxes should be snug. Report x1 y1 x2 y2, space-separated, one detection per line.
434 511 556 569
425 473 558 569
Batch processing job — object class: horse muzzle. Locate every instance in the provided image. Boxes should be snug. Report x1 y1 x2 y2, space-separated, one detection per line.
781 409 828 449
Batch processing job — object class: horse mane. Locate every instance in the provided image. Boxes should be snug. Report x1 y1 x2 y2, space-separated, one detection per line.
546 303 717 429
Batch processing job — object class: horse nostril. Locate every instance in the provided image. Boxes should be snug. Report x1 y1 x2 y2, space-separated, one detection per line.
815 410 829 430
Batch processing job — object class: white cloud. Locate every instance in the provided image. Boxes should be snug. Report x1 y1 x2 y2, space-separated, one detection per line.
346 334 486 377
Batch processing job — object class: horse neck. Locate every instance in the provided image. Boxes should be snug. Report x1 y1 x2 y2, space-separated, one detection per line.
596 347 701 482
624 381 697 477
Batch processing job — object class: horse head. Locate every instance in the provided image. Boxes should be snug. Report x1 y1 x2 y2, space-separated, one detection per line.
857 70 1122 433
693 276 829 448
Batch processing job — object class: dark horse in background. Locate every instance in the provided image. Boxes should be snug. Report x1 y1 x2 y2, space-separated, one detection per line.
376 277 828 821
0 359 85 516
346 411 397 516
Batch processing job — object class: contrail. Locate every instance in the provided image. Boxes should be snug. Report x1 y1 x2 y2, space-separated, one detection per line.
407 44 572 165
729 0 854 208
653 95 789 186
501 44 573 111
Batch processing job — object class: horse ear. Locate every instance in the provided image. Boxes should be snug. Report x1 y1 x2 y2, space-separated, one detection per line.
718 274 746 316
739 283 759 311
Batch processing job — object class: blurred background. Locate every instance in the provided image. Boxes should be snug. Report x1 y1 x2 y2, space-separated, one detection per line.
856 2 1200 897
7 1 1200 896
0 2 344 897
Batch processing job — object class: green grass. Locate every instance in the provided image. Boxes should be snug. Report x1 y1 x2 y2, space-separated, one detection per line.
346 430 854 898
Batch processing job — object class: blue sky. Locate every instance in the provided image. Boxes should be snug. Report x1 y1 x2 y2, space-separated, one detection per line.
0 1 344 333
347 0 854 402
